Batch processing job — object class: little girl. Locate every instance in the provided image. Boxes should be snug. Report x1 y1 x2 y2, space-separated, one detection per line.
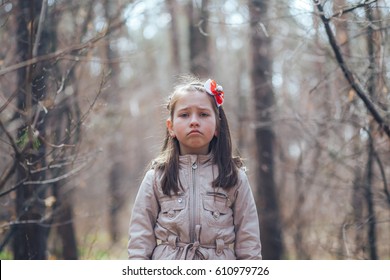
127 77 262 260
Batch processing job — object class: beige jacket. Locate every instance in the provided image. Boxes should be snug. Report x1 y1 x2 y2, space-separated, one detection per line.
128 154 262 260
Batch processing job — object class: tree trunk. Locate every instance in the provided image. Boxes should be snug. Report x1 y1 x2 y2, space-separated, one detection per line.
49 103 79 259
13 0 49 259
102 0 126 244
188 0 210 78
166 0 181 74
249 0 283 260
52 172 79 260
364 4 378 260
332 0 366 259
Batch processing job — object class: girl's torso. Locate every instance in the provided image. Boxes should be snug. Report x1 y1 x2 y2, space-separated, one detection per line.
151 154 240 260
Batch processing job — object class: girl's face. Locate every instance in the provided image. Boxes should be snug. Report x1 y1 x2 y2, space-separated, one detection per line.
167 90 218 155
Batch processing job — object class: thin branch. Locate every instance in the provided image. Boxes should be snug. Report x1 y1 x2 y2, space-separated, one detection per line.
1 217 77 229
30 150 101 174
313 0 390 139
0 159 90 198
0 161 17 192
0 15 126 77
21 70 107 169
32 0 48 57
0 32 105 77
342 222 351 259
330 0 378 19
38 134 75 149
23 160 89 185
75 71 108 128
0 119 21 157
371 143 390 207
0 89 19 114
374 150 390 207
360 125 390 206
0 178 27 198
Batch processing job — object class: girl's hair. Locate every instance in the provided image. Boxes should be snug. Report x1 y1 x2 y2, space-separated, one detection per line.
152 76 243 195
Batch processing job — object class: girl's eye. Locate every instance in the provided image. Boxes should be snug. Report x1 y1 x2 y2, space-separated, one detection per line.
179 113 189 118
200 112 209 117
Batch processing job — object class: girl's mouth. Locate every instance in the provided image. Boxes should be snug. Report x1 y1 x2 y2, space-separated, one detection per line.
188 130 202 135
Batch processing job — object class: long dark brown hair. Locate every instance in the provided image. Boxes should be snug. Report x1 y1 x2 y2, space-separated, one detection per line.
152 76 242 195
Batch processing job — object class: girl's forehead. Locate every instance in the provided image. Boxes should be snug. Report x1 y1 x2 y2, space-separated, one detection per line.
174 90 214 108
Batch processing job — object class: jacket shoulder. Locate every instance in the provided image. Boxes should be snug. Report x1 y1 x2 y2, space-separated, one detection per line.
139 169 159 193
237 166 249 179
236 166 252 190
141 168 156 183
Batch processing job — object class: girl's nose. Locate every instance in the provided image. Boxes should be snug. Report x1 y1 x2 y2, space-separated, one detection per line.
190 115 199 126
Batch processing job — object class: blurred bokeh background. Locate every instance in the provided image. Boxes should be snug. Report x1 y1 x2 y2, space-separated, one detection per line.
0 0 389 260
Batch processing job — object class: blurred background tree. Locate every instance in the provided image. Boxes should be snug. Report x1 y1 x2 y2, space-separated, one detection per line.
0 0 389 260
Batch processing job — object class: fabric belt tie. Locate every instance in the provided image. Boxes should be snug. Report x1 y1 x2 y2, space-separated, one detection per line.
180 225 208 260
165 225 230 260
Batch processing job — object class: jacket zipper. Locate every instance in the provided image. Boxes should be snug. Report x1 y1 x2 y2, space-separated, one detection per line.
190 160 198 243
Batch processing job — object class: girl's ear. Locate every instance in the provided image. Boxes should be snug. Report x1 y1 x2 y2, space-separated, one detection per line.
166 119 175 137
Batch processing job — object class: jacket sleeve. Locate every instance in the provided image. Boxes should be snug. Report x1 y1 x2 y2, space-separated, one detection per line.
233 170 262 260
128 169 159 259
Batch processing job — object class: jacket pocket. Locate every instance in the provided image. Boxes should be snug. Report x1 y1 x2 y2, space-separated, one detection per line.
160 196 186 221
202 194 233 227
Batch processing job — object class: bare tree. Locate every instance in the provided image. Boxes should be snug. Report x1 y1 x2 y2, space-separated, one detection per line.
12 0 51 259
313 0 390 259
2 0 389 261
188 0 210 77
166 0 182 74
249 0 284 260
0 0 118 259
313 0 390 138
363 1 380 260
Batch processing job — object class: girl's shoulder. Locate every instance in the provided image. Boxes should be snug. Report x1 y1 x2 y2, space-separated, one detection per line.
144 168 156 178
144 158 165 175
144 166 164 181
140 169 163 196
143 165 165 187
236 165 251 187
140 169 156 187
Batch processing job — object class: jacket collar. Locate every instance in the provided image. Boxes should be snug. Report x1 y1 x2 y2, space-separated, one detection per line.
179 153 213 167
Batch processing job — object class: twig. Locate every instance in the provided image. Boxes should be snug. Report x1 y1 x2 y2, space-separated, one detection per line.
374 149 390 206
0 32 105 77
0 160 88 198
197 19 209 36
0 89 19 114
0 161 17 192
342 223 351 259
0 119 21 159
0 178 27 198
32 0 48 58
360 126 390 206
0 119 23 191
1 217 76 229
23 160 88 185
313 0 390 139
330 0 378 19
0 15 126 77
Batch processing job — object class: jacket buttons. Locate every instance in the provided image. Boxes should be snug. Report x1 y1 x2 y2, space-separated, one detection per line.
177 198 183 203
213 211 220 219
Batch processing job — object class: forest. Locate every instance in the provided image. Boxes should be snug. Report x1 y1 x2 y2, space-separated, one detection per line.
0 0 389 260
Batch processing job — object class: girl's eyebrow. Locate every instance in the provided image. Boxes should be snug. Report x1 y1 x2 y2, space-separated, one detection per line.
176 105 212 111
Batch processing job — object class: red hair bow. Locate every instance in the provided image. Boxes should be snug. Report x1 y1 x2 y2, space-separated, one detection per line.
204 79 224 107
